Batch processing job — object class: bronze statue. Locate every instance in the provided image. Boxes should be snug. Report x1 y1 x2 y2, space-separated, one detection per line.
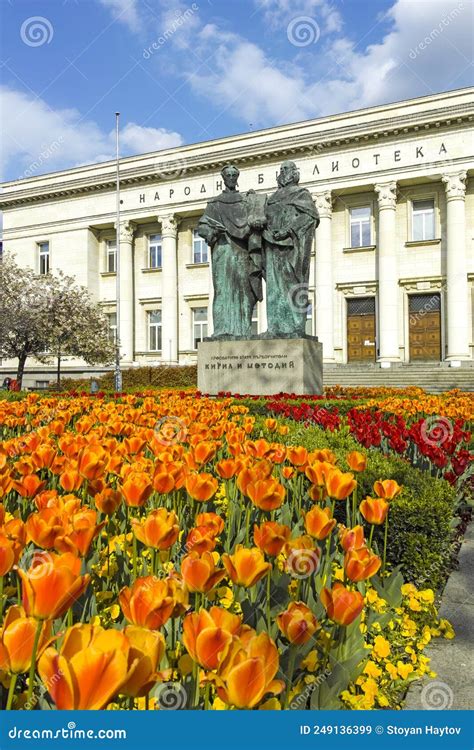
197 164 265 339
262 161 319 338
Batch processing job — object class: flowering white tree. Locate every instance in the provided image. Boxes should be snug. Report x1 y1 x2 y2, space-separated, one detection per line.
0 256 115 387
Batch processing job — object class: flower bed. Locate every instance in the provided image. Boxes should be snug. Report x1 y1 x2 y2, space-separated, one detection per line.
0 391 462 711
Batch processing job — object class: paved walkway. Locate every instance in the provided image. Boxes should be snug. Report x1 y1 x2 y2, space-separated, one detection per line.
404 522 474 709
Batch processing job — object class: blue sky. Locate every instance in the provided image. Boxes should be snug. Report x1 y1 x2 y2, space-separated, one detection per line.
1 0 473 182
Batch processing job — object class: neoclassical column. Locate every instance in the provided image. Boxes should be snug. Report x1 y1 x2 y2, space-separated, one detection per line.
442 171 470 362
158 213 178 363
375 181 400 365
313 190 335 361
117 220 135 364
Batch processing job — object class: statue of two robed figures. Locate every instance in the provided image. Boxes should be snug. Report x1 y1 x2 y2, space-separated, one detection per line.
197 161 320 341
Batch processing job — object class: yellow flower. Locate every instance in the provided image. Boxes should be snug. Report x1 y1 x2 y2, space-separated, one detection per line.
364 660 382 678
408 596 421 612
385 662 398 680
397 662 414 680
178 654 194 676
419 589 434 604
259 697 281 710
211 697 227 710
333 566 344 582
361 677 378 698
439 619 455 639
377 694 390 707
373 635 391 659
401 583 417 596
301 650 319 672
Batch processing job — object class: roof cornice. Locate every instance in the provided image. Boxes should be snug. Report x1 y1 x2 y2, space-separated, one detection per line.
0 99 473 209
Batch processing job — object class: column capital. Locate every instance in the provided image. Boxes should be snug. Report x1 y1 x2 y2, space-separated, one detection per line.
374 181 397 210
115 220 135 243
312 190 333 218
157 213 178 238
442 171 467 201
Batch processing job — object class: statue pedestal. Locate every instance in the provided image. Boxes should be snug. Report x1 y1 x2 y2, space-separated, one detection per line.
197 338 323 396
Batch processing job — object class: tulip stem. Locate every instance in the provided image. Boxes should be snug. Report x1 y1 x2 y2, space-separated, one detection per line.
284 646 297 709
368 525 375 549
133 535 138 579
193 663 201 708
25 620 43 709
382 516 389 575
266 569 272 632
245 505 251 547
6 673 18 711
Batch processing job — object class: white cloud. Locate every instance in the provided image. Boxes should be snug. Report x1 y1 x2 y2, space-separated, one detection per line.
97 0 141 32
255 0 344 35
0 86 183 181
186 0 473 127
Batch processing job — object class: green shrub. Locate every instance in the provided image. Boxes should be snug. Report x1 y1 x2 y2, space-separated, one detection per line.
62 366 197 392
254 419 457 591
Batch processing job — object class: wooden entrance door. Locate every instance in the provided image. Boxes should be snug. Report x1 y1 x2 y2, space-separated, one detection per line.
409 293 441 361
347 297 376 362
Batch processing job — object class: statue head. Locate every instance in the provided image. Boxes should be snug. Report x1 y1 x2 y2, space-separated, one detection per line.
221 164 240 191
277 160 300 188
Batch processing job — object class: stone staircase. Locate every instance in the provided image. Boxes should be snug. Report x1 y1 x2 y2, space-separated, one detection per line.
322 363 474 393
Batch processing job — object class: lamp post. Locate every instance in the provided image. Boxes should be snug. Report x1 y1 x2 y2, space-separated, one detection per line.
114 112 122 392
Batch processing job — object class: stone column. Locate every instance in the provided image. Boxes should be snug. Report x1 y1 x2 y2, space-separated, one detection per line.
442 171 470 362
117 220 135 364
158 214 178 364
207 244 214 337
375 181 400 365
313 191 334 361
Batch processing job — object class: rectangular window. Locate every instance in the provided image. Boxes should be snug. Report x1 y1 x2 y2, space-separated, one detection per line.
350 206 371 248
148 234 162 269
251 306 258 336
412 199 435 241
35 380 50 390
106 240 116 273
148 310 162 351
38 242 50 274
193 230 209 264
305 302 313 336
193 307 208 349
107 312 117 344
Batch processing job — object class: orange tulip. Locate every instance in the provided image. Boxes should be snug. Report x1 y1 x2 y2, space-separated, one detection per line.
305 461 334 486
359 496 389 525
25 508 64 549
222 545 271 588
325 469 357 500
186 526 217 554
320 583 364 626
344 547 381 582
94 488 122 516
276 601 319 645
120 472 153 507
59 468 83 492
245 439 273 459
254 521 291 557
183 607 243 669
120 625 165 698
19 552 90 620
346 451 367 472
0 534 15 576
264 418 277 431
287 446 308 467
38 623 130 709
339 524 366 552
13 474 46 498
153 471 175 494
246 478 285 511
216 631 284 709
373 479 402 500
0 606 51 674
278 425 289 436
131 508 179 551
31 445 57 470
308 449 337 465
181 551 226 593
185 473 218 502
215 459 238 479
304 505 336 540
77 447 106 480
282 466 295 480
55 508 105 558
195 512 225 537
119 576 175 630
192 441 218 465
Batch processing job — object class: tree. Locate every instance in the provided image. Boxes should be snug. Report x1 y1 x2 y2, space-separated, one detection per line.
41 271 116 386
0 256 115 388
0 255 51 387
